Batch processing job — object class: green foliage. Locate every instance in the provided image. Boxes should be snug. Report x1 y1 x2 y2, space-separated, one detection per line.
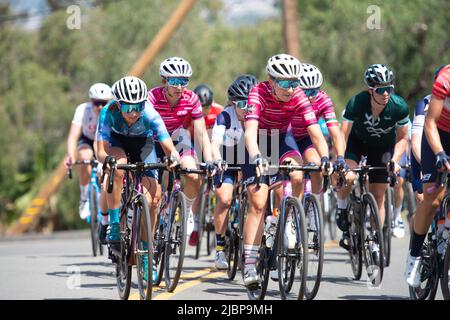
0 0 449 229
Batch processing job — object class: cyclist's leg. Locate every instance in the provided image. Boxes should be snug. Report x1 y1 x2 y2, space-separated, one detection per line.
302 145 322 194
368 183 388 226
280 132 303 197
77 140 94 219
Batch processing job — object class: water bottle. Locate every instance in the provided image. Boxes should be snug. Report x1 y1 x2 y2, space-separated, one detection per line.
264 212 278 248
127 207 133 229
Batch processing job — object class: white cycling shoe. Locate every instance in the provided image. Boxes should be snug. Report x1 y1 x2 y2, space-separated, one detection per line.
404 252 422 288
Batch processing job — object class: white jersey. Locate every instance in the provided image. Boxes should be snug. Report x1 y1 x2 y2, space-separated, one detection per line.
211 106 244 147
72 102 99 141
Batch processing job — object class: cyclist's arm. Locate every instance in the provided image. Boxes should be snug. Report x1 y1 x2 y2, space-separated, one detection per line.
66 123 82 162
244 119 260 161
193 117 213 162
307 123 329 158
340 120 353 144
424 94 446 155
327 125 346 158
410 130 422 163
97 139 110 164
159 136 180 160
392 125 408 163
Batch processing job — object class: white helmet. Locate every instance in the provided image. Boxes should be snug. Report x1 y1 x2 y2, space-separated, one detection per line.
266 54 302 79
299 63 323 89
159 57 193 78
88 83 113 100
112 76 147 104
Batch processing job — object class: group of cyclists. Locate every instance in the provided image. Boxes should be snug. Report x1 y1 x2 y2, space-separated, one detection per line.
64 52 450 298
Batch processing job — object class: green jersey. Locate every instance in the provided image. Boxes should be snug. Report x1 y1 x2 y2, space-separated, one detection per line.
343 91 409 149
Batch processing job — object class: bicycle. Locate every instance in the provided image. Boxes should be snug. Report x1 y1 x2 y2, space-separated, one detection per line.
104 160 167 300
68 159 104 257
240 163 310 301
336 156 385 287
154 164 205 292
215 166 243 281
383 161 397 268
321 186 338 242
195 165 216 260
409 167 450 300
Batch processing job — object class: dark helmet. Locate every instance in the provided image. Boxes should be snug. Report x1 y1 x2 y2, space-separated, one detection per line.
227 74 258 102
194 84 213 106
364 64 395 87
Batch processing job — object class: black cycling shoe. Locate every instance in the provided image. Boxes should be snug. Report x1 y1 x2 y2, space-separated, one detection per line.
339 231 350 251
335 208 349 232
99 224 109 245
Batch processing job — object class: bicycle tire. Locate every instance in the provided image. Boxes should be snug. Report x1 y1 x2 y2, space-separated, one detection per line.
404 182 416 224
362 193 384 287
238 191 248 280
135 195 153 300
115 210 132 300
348 202 363 280
226 200 239 280
206 193 216 256
195 183 208 260
441 240 450 300
303 193 324 300
89 187 99 257
383 187 393 267
409 240 440 300
164 191 188 292
153 212 165 287
278 196 308 300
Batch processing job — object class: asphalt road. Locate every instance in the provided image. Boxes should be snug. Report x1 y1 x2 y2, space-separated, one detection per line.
0 224 444 300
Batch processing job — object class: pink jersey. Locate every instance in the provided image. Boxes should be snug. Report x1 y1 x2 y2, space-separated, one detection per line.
432 65 450 133
291 90 339 139
245 81 317 135
147 87 203 135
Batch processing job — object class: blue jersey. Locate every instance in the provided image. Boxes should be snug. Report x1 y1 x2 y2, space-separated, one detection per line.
97 100 170 142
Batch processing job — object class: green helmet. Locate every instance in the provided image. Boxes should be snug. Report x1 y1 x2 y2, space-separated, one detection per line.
364 64 395 87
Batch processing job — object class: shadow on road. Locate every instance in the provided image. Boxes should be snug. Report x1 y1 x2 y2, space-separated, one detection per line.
339 294 409 300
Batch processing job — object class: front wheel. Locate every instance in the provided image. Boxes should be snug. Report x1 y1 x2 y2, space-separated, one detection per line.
135 196 153 300
441 241 450 300
383 187 393 267
362 193 384 287
278 197 308 300
89 187 100 257
348 203 362 280
164 191 188 292
409 239 439 300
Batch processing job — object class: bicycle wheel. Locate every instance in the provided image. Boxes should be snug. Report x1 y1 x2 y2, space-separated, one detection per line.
135 195 153 300
115 210 132 300
245 239 269 300
441 241 450 300
383 187 393 267
206 193 216 256
153 212 165 287
409 239 440 300
325 190 338 241
348 203 362 280
277 197 308 300
164 191 188 292
404 182 416 224
195 183 209 260
362 193 384 287
226 201 239 280
89 187 100 257
303 193 324 300
238 190 248 277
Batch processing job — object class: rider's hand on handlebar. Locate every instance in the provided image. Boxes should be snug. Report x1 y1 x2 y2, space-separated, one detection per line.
387 160 401 175
436 151 450 172
320 156 333 176
64 155 73 169
205 161 216 177
167 152 181 170
214 159 228 172
103 155 116 173
253 154 269 177
334 155 347 173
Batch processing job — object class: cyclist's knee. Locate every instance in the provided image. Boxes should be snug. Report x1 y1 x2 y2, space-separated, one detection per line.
185 173 201 186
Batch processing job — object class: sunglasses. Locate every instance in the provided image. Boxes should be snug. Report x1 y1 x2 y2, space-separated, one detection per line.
274 78 301 90
232 100 247 109
93 100 108 107
372 86 394 95
119 101 145 113
303 88 320 98
166 77 189 87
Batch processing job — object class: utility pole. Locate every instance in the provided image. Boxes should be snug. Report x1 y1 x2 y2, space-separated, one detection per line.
282 0 301 59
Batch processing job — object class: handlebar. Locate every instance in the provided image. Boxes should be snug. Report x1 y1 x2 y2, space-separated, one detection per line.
67 159 99 180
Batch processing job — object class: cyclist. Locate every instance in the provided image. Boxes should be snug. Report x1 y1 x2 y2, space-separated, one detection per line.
391 119 412 238
405 64 450 288
147 57 216 247
97 76 180 282
336 64 409 258
194 84 224 130
243 54 331 287
210 74 258 270
410 94 431 203
64 83 112 233
291 63 346 195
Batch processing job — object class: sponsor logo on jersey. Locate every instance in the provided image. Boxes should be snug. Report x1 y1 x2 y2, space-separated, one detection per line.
305 112 316 121
177 110 188 116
